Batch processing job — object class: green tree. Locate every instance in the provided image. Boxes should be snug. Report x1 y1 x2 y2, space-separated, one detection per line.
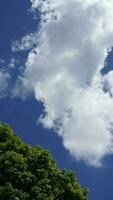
0 123 88 200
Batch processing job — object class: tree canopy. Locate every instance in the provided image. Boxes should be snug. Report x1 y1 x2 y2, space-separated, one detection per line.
0 123 88 200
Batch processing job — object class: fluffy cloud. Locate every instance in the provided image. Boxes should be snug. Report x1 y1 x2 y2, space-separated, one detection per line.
15 0 113 166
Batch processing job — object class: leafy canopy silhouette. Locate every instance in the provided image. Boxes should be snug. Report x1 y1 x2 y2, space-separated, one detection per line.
0 123 88 200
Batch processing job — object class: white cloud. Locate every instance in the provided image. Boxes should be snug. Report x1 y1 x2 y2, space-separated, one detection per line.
14 0 113 166
31 0 41 9
103 71 113 96
12 33 39 52
0 70 11 98
8 58 16 68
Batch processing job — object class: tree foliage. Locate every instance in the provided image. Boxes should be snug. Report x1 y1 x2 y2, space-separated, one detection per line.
0 123 88 200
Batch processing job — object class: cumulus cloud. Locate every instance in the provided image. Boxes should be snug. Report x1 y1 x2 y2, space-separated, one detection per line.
15 0 113 166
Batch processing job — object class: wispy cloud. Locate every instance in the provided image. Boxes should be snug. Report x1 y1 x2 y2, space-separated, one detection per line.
0 70 11 98
12 33 38 52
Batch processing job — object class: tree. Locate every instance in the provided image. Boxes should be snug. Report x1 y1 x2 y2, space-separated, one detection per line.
0 123 88 200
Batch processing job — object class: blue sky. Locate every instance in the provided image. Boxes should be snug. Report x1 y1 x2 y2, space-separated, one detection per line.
0 1 113 199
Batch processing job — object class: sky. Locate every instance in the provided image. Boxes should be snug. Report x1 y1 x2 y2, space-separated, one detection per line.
0 0 113 199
